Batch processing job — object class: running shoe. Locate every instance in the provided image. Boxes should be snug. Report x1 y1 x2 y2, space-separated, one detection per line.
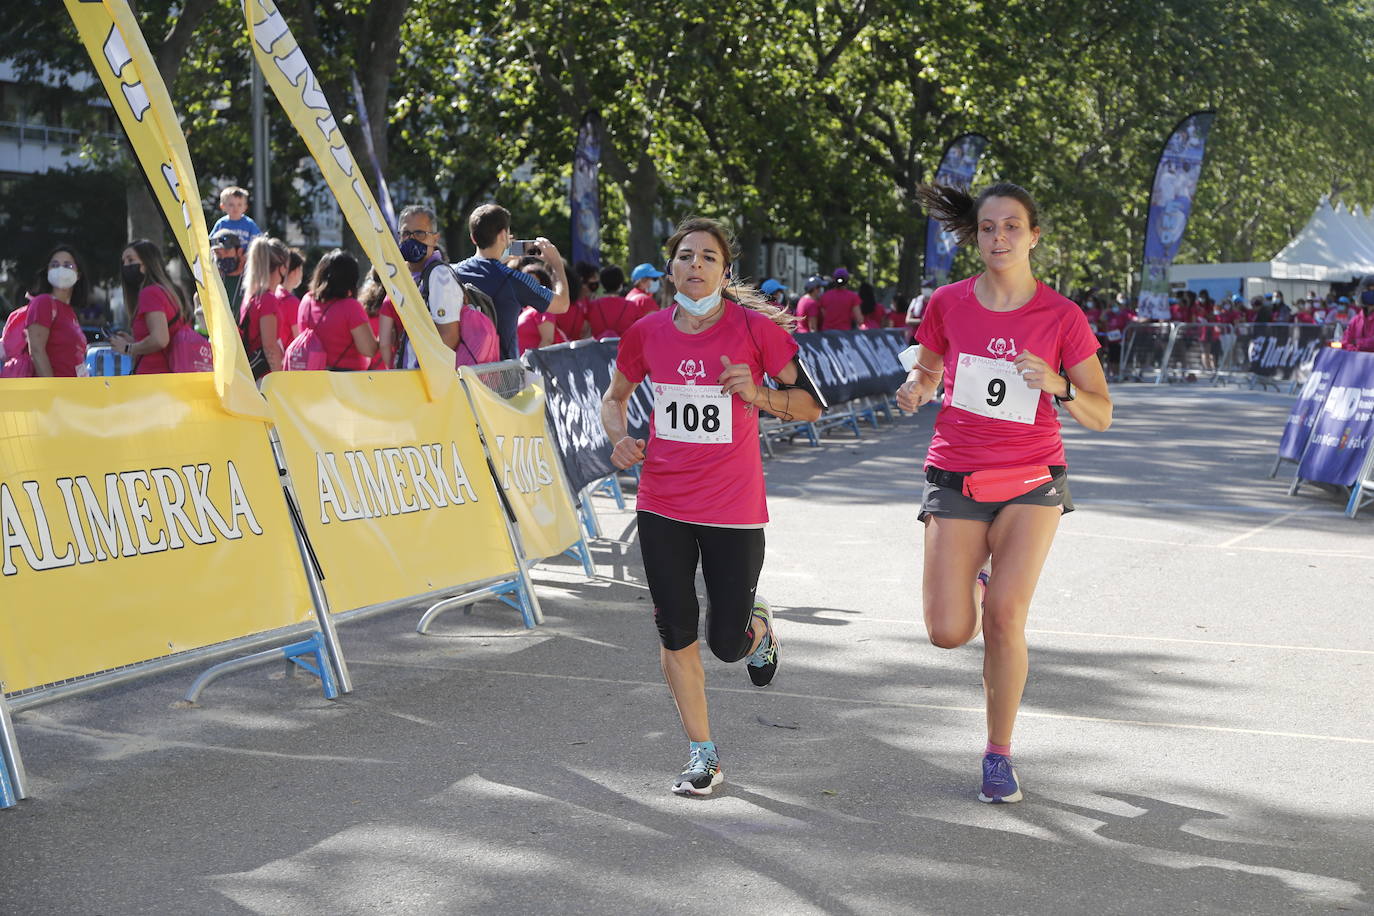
673 746 723 796
745 597 779 687
978 752 1023 804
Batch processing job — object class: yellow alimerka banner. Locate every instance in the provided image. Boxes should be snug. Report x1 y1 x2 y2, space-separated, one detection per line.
262 371 518 612
459 369 584 561
0 376 313 694
244 0 455 400
64 0 267 421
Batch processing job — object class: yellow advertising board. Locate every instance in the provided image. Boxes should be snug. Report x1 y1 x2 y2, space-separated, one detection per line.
459 370 584 561
243 0 455 400
0 377 313 694
64 0 266 421
261 371 519 612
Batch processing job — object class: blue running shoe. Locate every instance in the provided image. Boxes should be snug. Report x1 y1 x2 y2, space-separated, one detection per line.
978 752 1023 803
673 746 723 796
745 597 778 687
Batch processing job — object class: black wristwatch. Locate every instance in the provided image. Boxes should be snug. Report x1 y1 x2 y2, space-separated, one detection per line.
1055 369 1076 404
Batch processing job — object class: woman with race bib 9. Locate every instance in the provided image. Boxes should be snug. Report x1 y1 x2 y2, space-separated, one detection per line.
601 217 823 797
898 182 1112 804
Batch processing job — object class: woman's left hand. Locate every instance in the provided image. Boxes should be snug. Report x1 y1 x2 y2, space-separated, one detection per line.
1012 348 1061 394
718 355 759 403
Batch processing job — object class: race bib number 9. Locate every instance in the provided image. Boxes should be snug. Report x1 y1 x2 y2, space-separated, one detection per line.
951 353 1039 425
653 382 732 444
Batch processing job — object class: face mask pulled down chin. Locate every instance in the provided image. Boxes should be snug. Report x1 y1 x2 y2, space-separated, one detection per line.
47 267 78 290
674 288 722 317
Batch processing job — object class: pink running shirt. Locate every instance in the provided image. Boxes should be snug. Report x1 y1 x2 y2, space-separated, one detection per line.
915 276 1100 471
795 295 821 332
617 302 799 525
24 294 86 377
819 287 860 330
297 294 372 371
131 285 180 375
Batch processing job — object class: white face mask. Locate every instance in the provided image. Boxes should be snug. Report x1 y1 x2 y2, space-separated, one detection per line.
648 279 660 294
47 266 78 290
674 289 722 317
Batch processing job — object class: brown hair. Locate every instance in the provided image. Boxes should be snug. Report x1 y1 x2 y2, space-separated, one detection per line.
469 203 510 250
665 217 794 330
123 238 191 324
914 181 1040 248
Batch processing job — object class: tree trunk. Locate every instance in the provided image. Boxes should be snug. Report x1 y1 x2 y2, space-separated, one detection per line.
623 153 660 268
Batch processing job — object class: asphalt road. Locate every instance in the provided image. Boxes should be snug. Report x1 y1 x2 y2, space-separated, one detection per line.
2 383 1371 915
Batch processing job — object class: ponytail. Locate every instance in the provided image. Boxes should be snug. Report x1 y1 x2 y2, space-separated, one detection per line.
916 180 1041 249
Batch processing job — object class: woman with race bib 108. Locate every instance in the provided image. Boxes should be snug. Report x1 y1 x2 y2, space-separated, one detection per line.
898 182 1112 804
601 217 823 797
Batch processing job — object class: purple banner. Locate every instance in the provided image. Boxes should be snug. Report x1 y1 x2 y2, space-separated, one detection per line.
1138 112 1214 320
923 134 987 286
1296 350 1374 486
1278 346 1343 461
570 112 603 269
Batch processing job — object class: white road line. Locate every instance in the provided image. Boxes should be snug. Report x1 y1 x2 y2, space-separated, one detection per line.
345 663 1374 745
1215 507 1309 548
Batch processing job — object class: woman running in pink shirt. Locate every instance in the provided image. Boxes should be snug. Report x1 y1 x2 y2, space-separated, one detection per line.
897 182 1112 803
601 217 822 797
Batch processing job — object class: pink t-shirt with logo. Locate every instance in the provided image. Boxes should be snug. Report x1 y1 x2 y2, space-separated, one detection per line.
131 285 180 375
795 295 821 332
819 287 860 330
617 303 799 525
24 294 86 376
916 276 1101 472
297 294 372 370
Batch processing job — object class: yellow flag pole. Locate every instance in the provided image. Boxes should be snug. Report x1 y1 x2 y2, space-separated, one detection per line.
243 0 457 400
63 0 269 421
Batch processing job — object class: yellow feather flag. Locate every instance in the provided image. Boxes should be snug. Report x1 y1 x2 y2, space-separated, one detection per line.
243 0 457 399
62 0 269 421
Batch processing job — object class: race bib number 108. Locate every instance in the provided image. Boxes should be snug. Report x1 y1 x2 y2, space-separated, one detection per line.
653 382 733 443
950 353 1039 425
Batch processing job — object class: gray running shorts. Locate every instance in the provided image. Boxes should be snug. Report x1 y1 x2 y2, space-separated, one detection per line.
918 467 1073 524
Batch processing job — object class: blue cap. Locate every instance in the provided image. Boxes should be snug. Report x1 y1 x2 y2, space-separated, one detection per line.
760 278 785 295
1264 292 1274 299
1231 293 1243 301
630 263 664 282
804 274 826 290
1339 296 1350 303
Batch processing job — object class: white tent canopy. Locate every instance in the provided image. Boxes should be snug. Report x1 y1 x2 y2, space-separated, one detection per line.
1171 199 1374 294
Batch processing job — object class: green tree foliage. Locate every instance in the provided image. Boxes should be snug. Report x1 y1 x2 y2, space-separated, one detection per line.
8 0 1374 304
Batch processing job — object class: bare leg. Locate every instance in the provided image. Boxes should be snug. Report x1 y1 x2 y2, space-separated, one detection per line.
981 504 1062 746
922 516 993 648
661 642 710 742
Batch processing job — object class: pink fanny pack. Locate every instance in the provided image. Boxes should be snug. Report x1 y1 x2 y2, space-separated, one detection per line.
960 466 1054 502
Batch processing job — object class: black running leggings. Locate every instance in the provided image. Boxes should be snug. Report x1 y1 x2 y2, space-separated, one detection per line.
637 511 766 659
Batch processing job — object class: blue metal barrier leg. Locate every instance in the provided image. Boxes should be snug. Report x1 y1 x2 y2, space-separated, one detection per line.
578 490 602 539
593 474 627 509
281 632 339 700
0 689 29 805
563 536 596 577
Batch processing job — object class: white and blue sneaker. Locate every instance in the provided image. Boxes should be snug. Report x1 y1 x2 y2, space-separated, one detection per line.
673 746 723 796
978 752 1023 803
745 597 779 687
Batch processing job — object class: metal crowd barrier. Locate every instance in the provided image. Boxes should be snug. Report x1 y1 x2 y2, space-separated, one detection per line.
1117 322 1342 389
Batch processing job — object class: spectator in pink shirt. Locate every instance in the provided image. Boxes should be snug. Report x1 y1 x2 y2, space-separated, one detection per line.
795 275 824 333
627 262 664 313
819 268 862 330
858 282 887 329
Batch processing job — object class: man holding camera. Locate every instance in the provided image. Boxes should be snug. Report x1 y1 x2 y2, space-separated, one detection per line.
457 203 570 360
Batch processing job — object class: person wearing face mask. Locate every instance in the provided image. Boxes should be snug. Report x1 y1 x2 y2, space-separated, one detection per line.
585 265 645 340
1341 284 1374 352
211 231 246 311
898 181 1112 805
555 262 597 341
377 205 464 368
109 240 193 374
627 262 665 315
6 245 91 378
600 217 823 798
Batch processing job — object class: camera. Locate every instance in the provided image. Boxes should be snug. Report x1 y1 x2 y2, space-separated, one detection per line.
504 238 539 259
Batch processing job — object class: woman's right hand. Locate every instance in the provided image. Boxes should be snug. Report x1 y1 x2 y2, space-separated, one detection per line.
611 436 646 469
896 377 936 412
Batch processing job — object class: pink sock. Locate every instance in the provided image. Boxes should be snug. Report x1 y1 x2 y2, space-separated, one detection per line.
985 741 1011 757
